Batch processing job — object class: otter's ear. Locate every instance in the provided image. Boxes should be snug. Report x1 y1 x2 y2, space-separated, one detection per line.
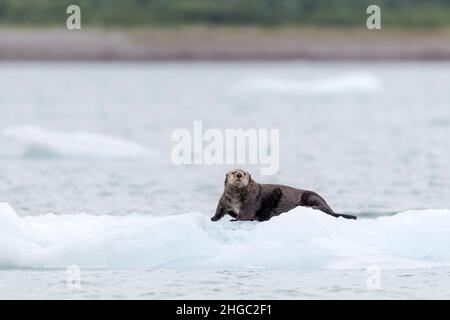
224 173 228 185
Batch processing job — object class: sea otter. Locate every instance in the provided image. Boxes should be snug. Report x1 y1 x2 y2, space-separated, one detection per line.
211 169 357 222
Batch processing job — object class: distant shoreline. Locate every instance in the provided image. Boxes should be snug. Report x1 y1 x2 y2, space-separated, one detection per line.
2 26 450 60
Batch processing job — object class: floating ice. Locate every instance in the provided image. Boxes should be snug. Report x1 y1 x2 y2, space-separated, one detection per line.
2 126 154 159
234 72 382 95
1 202 449 270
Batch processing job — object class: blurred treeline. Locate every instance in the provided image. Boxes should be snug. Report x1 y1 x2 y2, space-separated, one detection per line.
0 0 450 28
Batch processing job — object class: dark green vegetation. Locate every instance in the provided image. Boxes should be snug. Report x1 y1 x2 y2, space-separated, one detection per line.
0 0 449 28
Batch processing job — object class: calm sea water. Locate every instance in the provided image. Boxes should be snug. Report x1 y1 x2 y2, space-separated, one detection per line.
0 61 449 299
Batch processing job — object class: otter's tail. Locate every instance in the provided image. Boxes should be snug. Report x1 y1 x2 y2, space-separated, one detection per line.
301 192 357 220
332 213 357 220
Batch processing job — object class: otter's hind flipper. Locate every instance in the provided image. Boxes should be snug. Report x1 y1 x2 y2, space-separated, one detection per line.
255 187 283 222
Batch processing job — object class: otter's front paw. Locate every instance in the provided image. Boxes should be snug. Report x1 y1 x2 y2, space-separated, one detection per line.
211 216 220 221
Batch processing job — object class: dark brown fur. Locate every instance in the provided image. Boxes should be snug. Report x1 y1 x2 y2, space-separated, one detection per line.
211 170 357 222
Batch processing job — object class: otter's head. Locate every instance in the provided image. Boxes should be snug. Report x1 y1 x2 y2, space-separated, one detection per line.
224 169 252 190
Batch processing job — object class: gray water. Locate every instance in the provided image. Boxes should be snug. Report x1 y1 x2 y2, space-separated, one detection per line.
1 268 450 300
0 61 449 299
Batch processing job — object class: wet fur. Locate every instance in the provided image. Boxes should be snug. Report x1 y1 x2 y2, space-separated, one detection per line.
211 171 357 222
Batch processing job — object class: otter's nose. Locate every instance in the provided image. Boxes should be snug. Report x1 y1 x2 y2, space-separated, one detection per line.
236 172 243 179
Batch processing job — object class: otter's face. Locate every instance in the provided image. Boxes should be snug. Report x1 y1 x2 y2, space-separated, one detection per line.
225 169 251 189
